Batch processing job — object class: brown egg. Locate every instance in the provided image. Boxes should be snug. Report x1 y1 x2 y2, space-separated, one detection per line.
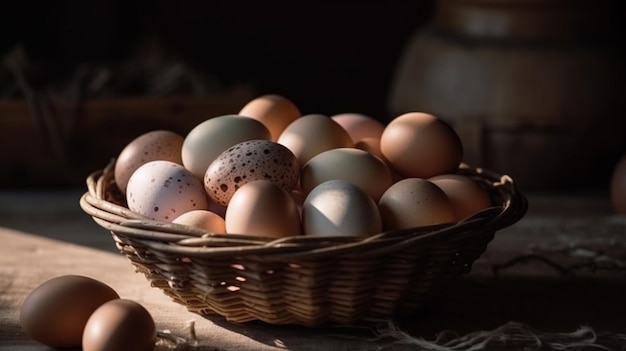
20 275 119 348
380 112 463 178
610 153 626 214
114 130 184 193
225 180 301 238
355 137 405 183
429 174 492 221
238 94 301 141
82 299 156 351
172 209 226 233
378 178 455 230
277 114 354 168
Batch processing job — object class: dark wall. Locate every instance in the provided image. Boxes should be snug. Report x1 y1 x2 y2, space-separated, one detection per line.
1 1 435 120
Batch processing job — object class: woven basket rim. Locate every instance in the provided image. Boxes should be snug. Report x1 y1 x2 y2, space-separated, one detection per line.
80 159 528 261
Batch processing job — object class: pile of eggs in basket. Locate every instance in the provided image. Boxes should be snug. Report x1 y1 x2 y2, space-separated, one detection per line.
114 94 492 238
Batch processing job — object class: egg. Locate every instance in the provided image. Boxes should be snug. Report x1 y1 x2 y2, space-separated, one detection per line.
126 160 209 222
300 148 392 201
238 94 302 141
378 178 455 230
302 179 382 237
82 299 156 351
225 180 301 238
204 139 300 206
172 209 226 233
429 173 493 221
277 114 354 168
331 113 385 143
354 137 405 184
19 275 119 348
380 112 463 178
182 114 271 179
114 130 184 193
610 153 626 214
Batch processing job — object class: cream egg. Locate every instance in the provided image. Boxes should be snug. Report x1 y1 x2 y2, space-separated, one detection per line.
300 147 392 201
277 114 353 168
126 160 209 222
182 114 271 179
302 179 382 237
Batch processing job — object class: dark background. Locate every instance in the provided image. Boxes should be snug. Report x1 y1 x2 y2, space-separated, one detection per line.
0 1 625 190
0 1 435 120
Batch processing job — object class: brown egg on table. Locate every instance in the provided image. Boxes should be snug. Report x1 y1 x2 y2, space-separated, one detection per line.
238 94 302 141
429 173 493 221
172 209 226 233
330 113 385 144
19 275 119 349
300 147 392 201
126 160 209 222
277 114 354 168
378 178 455 230
380 112 463 179
204 139 300 206
225 179 301 238
82 299 156 351
114 129 185 194
302 179 382 237
182 114 271 179
610 153 626 214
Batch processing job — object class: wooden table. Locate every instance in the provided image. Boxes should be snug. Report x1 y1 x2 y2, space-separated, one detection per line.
1 190 625 350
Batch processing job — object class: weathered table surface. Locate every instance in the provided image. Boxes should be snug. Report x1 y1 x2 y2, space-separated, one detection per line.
1 190 625 350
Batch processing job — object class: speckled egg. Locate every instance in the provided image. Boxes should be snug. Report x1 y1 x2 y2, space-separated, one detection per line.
204 139 300 206
114 130 184 194
126 160 209 222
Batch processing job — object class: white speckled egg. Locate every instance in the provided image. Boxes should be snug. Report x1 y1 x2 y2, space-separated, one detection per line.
126 160 209 222
204 139 299 206
114 130 184 194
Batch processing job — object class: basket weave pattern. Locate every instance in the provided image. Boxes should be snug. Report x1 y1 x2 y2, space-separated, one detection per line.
80 161 527 326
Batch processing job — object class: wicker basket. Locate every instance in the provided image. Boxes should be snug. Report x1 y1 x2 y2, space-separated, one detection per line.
80 160 527 326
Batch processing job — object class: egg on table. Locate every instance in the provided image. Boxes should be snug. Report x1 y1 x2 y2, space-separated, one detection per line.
19 275 119 348
82 299 156 351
